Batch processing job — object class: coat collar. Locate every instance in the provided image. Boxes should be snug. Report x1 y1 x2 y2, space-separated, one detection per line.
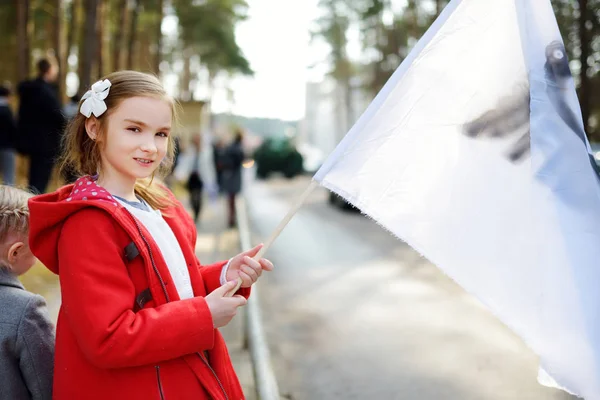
0 268 24 290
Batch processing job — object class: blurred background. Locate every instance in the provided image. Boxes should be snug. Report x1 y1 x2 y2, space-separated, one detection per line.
2 0 600 173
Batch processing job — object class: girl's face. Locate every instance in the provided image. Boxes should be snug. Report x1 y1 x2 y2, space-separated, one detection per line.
95 96 172 184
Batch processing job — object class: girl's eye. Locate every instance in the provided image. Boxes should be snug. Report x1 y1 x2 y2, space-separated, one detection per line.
127 127 141 133
156 132 169 138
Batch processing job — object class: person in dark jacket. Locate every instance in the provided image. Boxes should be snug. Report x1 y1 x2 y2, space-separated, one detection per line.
221 129 245 228
17 58 65 194
212 137 226 193
0 85 17 185
186 135 205 223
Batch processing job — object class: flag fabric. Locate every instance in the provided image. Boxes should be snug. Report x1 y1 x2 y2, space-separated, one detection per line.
314 0 600 398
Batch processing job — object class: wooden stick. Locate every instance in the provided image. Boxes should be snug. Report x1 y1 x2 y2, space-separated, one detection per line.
254 179 319 260
225 180 319 296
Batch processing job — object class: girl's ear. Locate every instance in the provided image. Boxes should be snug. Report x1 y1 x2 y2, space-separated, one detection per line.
85 117 100 141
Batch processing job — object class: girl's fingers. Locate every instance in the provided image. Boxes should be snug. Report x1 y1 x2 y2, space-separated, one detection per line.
251 265 263 278
241 265 259 281
239 271 253 287
244 256 262 273
259 258 274 271
240 244 263 258
244 255 274 272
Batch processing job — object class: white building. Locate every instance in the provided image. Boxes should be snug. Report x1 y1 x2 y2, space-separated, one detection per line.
300 76 371 163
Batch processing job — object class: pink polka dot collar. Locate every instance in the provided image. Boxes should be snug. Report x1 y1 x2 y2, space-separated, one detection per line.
65 176 119 207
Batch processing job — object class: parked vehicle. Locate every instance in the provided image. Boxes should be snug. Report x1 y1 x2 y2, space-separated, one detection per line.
254 137 304 179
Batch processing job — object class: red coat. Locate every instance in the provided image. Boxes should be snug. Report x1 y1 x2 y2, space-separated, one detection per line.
29 176 249 400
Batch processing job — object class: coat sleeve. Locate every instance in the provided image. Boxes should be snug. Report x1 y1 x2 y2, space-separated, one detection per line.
16 295 54 400
58 208 216 369
199 260 250 299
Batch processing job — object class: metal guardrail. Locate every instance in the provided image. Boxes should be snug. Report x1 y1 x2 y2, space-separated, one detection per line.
235 195 281 400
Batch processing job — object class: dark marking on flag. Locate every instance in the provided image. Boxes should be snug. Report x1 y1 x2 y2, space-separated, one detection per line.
462 41 600 179
462 85 530 162
543 41 600 178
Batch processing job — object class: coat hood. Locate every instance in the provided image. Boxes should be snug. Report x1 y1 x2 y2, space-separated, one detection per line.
29 176 122 274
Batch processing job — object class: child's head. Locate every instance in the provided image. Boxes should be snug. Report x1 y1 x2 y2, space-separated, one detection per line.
61 71 178 209
0 186 36 275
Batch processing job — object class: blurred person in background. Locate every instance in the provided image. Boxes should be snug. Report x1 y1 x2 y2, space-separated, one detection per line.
17 58 65 194
164 136 181 189
212 137 226 193
0 84 17 185
185 135 204 223
221 128 245 228
62 94 81 121
174 134 216 224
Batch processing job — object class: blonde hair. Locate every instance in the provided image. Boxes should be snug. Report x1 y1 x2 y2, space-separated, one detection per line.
0 185 32 244
60 70 178 210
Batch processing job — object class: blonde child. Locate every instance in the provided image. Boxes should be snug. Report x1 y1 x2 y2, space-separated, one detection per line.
0 185 54 400
28 71 273 400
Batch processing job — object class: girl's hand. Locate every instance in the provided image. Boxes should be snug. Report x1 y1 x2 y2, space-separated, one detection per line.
205 280 247 328
226 244 274 288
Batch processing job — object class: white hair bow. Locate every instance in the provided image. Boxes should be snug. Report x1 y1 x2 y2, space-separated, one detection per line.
80 79 112 118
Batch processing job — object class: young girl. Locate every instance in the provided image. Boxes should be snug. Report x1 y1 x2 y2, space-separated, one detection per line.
28 71 273 400
0 185 54 400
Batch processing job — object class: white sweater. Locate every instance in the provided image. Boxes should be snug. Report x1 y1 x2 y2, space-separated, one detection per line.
116 197 230 300
117 199 196 299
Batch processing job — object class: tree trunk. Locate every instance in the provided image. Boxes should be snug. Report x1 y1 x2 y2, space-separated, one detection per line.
435 0 443 16
16 0 30 82
344 79 353 133
340 57 353 132
180 49 192 100
154 0 164 75
66 0 78 92
578 0 591 134
113 0 127 72
54 0 64 100
206 70 216 131
96 0 104 78
407 0 419 38
80 0 98 92
372 18 386 95
78 0 85 91
137 30 150 71
127 0 141 70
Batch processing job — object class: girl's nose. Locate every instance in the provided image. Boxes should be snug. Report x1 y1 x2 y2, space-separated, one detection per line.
140 138 157 153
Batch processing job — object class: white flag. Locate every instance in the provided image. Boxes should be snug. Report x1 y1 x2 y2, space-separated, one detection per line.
314 0 600 398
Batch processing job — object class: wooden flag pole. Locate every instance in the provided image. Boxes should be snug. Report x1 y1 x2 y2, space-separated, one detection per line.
226 179 320 296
